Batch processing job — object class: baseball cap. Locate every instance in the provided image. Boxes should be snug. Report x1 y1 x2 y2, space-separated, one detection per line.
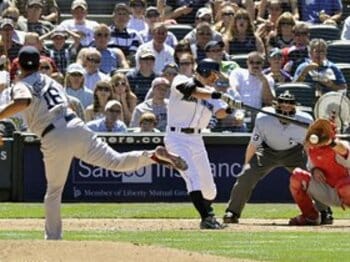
139 48 155 59
151 77 170 88
204 40 224 52
145 6 160 18
51 29 67 39
67 63 85 75
268 47 282 58
71 0 88 10
18 46 40 70
196 7 212 18
105 100 122 111
0 18 15 29
114 3 131 14
27 0 43 7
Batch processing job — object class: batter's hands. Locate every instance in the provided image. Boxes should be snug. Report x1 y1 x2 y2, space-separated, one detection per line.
222 94 243 109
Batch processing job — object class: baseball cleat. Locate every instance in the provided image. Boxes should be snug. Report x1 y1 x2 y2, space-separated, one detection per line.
288 214 321 226
223 211 239 224
320 208 334 225
200 216 227 230
154 146 188 171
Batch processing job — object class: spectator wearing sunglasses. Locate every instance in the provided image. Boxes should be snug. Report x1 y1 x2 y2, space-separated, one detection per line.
64 63 93 109
140 6 178 48
86 99 128 132
258 0 299 22
213 5 236 35
190 22 217 63
136 22 175 74
83 48 111 91
126 48 158 103
110 73 137 126
90 24 129 75
229 51 274 129
130 77 169 131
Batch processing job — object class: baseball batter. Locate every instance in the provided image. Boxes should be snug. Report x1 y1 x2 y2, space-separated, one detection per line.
0 46 188 240
223 91 333 224
289 119 350 225
164 58 241 229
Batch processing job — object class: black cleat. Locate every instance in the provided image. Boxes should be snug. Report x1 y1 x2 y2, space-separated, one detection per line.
320 208 334 225
200 216 226 229
223 211 239 224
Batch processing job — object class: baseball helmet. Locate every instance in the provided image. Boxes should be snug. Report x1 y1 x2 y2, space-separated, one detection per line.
275 90 296 117
196 58 220 78
18 46 40 71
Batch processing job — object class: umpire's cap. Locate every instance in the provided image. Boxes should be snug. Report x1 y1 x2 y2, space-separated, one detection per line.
18 46 40 71
196 58 220 78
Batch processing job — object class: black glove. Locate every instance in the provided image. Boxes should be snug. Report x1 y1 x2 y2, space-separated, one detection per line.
222 94 243 109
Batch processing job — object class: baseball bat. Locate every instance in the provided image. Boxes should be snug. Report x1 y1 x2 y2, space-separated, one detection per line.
242 104 310 128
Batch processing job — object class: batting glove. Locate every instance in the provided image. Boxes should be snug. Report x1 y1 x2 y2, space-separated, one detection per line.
222 94 243 109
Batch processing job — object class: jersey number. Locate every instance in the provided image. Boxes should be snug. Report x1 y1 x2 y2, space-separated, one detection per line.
43 86 65 109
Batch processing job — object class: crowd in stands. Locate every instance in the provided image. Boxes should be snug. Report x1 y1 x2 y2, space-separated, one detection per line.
0 0 349 135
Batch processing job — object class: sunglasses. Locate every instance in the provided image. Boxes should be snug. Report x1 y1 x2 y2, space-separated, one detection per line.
176 48 191 52
222 12 234 16
236 15 249 20
70 72 83 77
40 65 51 70
97 87 110 92
249 60 262 65
114 81 126 86
108 109 121 113
87 57 101 64
179 61 192 66
95 32 109 38
208 48 222 53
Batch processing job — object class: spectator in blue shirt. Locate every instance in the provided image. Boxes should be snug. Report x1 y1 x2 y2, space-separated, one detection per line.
87 100 128 132
300 0 342 25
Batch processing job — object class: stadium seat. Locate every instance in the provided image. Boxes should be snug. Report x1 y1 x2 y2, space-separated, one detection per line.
309 24 341 41
327 40 350 63
230 53 249 68
275 82 316 111
166 24 193 41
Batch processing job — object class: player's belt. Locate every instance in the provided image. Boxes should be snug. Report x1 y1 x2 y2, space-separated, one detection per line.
41 113 76 138
169 127 201 134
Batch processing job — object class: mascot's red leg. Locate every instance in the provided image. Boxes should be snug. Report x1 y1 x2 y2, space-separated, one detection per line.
289 168 320 225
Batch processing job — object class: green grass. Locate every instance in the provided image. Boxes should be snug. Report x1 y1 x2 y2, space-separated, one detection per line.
1 203 350 262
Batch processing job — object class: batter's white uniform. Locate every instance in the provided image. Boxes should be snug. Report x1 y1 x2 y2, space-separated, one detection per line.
13 72 156 240
164 75 227 200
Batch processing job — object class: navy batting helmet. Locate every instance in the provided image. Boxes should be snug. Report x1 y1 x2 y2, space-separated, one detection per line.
196 58 220 78
18 46 40 71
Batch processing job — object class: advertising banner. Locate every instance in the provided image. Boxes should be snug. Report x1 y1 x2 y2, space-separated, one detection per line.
22 135 292 202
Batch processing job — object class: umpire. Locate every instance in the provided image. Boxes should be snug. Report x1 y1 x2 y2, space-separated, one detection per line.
223 91 334 224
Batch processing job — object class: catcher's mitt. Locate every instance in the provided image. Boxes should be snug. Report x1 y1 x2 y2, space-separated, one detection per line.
305 118 336 147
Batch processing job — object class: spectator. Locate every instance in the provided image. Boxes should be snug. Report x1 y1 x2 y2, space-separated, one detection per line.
341 15 350 40
40 28 81 75
126 48 158 102
0 0 12 14
282 22 310 76
184 8 223 45
223 9 265 56
2 6 27 32
294 38 347 96
258 0 299 21
39 57 54 76
178 53 195 77
229 51 275 128
136 22 175 74
130 77 169 131
83 48 111 91
13 0 59 24
129 111 160 132
19 0 54 36
91 23 129 75
64 63 93 109
127 0 148 32
59 0 99 47
299 0 342 25
266 12 296 50
109 2 144 67
213 4 236 35
140 6 178 48
211 0 255 23
204 40 240 75
190 22 216 63
263 47 293 83
173 39 193 64
0 18 23 62
110 72 137 126
85 80 114 122
87 100 128 132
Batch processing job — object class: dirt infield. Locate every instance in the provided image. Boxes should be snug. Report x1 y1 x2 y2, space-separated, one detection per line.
1 218 350 262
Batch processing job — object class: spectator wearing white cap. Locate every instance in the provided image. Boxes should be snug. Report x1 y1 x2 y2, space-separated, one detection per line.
130 77 169 131
140 6 178 48
59 0 99 47
0 18 23 62
126 48 158 103
86 100 128 132
136 22 174 75
64 63 93 108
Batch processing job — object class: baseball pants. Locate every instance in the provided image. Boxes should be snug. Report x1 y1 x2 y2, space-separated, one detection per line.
41 118 154 240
